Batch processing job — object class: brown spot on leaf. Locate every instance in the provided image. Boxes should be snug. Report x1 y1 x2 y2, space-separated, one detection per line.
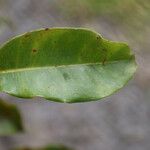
32 48 38 53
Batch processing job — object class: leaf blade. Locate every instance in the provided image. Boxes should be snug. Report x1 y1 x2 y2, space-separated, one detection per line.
0 28 137 103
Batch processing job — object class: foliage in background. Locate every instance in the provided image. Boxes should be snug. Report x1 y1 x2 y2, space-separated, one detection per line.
59 0 150 25
0 99 23 135
13 144 73 150
56 0 150 48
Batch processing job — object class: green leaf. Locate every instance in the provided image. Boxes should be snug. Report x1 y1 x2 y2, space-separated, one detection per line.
0 28 137 103
13 144 73 150
0 99 23 135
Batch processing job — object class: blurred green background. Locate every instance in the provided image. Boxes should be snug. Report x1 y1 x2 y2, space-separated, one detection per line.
0 0 150 150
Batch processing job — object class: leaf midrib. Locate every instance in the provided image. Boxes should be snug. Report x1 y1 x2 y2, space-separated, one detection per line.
0 60 132 74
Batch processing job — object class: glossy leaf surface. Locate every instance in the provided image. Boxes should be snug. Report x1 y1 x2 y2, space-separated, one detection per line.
0 28 137 103
0 99 23 135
